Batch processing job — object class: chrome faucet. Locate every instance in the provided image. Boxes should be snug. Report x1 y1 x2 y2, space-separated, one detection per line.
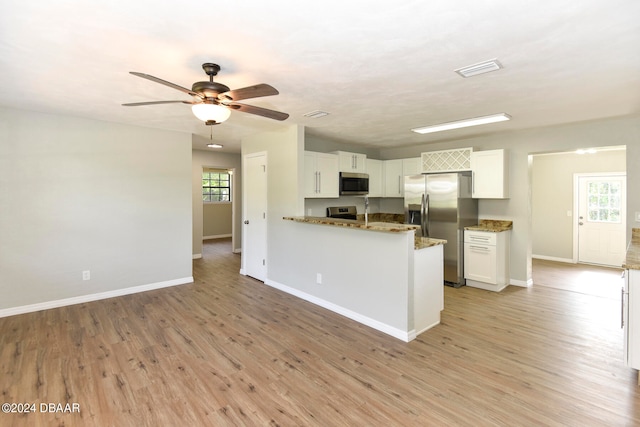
364 195 369 226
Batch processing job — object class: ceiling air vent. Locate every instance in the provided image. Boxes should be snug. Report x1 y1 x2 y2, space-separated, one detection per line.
303 110 330 119
455 59 502 78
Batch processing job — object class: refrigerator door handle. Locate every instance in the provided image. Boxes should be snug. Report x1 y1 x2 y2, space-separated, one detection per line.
422 193 429 237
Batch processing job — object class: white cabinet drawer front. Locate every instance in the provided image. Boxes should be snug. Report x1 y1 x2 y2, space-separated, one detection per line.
464 231 497 245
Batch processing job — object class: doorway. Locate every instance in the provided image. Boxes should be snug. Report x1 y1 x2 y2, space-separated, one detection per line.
531 146 626 297
202 166 236 250
531 146 626 265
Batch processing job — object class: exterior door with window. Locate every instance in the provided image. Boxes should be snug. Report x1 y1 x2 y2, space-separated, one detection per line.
577 174 626 266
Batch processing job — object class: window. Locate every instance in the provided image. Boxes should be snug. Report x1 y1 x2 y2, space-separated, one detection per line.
202 170 231 202
587 180 621 223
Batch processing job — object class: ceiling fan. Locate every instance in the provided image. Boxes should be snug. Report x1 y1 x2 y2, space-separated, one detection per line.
123 63 289 125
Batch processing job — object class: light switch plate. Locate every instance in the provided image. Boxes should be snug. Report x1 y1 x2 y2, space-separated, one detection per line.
635 212 640 222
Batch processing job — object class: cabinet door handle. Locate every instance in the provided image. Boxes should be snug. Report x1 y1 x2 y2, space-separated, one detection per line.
472 171 475 194
469 245 490 251
621 286 624 329
318 171 321 193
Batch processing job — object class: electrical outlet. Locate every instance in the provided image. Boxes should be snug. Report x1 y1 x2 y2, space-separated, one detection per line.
316 273 322 284
636 211 640 222
82 270 90 281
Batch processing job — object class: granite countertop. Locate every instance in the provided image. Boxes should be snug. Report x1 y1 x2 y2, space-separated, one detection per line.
465 219 513 233
415 236 447 250
283 216 420 233
623 228 640 270
283 216 447 249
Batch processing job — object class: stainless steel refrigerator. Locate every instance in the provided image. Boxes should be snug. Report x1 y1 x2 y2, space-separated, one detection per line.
404 172 478 287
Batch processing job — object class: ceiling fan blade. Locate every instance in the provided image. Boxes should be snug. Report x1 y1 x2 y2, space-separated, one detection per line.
227 102 289 121
122 100 196 106
129 71 203 98
218 84 279 102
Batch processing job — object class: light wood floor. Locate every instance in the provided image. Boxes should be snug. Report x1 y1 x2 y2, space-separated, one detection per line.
2 240 639 426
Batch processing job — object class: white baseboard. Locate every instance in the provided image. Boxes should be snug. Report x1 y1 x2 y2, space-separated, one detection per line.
192 253 202 259
203 234 232 240
509 278 533 287
414 321 439 338
0 277 193 319
264 278 413 342
533 254 575 264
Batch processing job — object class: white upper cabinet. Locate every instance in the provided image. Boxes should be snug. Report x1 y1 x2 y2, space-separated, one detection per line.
366 158 383 197
332 151 367 173
382 157 422 197
382 158 421 197
304 151 339 198
402 157 421 176
383 159 404 197
471 149 509 199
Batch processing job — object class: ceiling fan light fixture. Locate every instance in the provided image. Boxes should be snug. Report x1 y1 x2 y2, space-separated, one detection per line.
192 103 231 124
411 113 511 134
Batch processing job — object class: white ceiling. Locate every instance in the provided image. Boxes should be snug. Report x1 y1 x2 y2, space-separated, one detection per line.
1 0 639 153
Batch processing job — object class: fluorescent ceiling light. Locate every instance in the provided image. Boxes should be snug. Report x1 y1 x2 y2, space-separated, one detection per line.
411 113 511 135
207 143 223 148
455 59 503 78
303 110 330 119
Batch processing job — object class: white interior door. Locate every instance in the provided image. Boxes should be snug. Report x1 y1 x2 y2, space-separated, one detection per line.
242 152 267 281
577 174 626 267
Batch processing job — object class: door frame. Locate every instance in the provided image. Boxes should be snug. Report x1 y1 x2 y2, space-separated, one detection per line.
572 171 626 264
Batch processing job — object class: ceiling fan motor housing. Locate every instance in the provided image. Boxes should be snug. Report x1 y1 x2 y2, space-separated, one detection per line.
192 81 231 99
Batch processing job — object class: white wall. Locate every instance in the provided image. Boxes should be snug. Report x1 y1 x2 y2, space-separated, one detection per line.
277 221 414 337
532 148 626 261
0 107 192 312
241 125 304 281
192 145 242 255
379 115 640 285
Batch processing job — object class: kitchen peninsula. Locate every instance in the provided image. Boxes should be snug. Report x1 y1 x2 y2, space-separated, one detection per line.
276 216 446 341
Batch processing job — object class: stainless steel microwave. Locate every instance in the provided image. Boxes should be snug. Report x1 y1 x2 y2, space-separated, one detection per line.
339 172 369 195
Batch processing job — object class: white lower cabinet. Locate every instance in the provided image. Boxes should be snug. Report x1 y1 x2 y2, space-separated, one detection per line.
464 230 510 291
624 269 640 374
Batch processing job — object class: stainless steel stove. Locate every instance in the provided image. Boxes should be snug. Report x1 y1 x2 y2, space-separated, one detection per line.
326 206 357 220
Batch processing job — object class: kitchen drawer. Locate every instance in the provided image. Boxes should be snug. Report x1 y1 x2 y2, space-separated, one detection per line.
464 230 497 245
